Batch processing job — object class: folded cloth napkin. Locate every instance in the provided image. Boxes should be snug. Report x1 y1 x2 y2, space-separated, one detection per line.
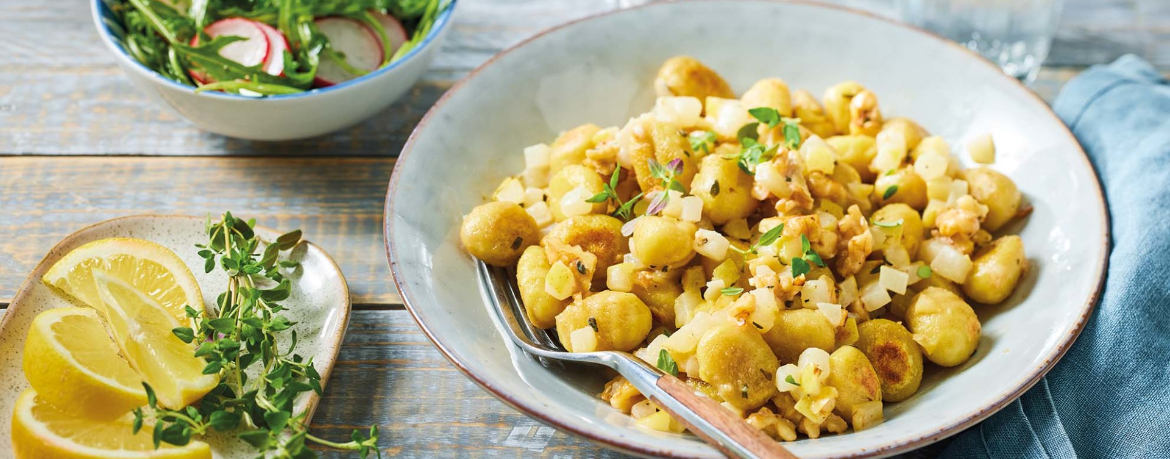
942 55 1170 459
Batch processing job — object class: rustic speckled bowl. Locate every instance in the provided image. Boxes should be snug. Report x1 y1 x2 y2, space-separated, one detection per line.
384 1 1109 457
0 216 351 458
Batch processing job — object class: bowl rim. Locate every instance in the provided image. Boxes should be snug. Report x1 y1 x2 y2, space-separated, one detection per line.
90 0 457 101
383 1 1111 457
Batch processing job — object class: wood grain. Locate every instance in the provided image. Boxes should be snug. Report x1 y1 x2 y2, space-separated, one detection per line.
0 157 399 305
654 375 799 459
0 0 1166 156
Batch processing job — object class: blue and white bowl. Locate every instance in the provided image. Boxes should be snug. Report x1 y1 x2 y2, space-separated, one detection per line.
91 0 456 141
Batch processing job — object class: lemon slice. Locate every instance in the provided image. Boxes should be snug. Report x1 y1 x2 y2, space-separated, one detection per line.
11 389 211 459
42 238 203 324
92 271 218 410
23 307 147 419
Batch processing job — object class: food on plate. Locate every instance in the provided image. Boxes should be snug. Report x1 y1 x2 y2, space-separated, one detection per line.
13 215 380 459
460 56 1031 441
110 0 450 95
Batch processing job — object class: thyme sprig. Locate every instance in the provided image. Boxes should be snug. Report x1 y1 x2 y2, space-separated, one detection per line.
587 167 643 221
646 158 686 215
132 212 381 459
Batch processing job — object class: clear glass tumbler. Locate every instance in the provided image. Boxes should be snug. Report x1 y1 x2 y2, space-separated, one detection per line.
897 0 1065 84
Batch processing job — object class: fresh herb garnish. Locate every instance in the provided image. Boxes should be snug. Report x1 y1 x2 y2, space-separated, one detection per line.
646 158 686 215
788 234 823 278
588 317 599 332
791 257 811 278
917 265 933 279
785 374 801 387
657 349 679 377
589 168 642 221
883 185 899 200
730 223 785 255
688 130 717 154
873 219 904 228
136 212 380 458
721 287 744 296
748 107 802 149
724 137 779 176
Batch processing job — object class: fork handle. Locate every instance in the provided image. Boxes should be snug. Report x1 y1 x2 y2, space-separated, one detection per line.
648 374 800 459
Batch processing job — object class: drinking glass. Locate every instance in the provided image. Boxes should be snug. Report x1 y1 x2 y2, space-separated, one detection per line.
897 0 1065 84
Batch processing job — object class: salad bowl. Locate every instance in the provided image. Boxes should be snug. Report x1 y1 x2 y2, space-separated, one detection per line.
91 0 457 141
384 1 1108 457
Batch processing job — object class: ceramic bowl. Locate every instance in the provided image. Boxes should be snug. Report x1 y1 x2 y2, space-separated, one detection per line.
90 0 456 141
384 1 1108 457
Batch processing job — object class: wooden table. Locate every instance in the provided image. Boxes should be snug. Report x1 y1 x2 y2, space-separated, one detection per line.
0 0 1165 457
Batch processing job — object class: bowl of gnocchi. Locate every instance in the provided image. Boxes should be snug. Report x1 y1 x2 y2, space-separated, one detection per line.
385 1 1109 457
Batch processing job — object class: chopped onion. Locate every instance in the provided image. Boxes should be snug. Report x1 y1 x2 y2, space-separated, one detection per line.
883 244 911 268
914 152 949 180
694 229 729 261
817 302 844 326
680 196 703 222
631 399 659 419
674 290 702 328
852 400 884 431
707 97 752 139
922 199 946 228
755 161 791 198
775 363 801 393
654 96 703 127
798 347 832 382
947 179 969 204
915 136 951 157
569 327 598 353
545 261 577 300
930 244 973 283
801 279 831 307
494 177 525 204
523 187 544 207
927 176 953 201
560 187 594 217
607 263 635 292
860 280 891 311
525 201 554 227
838 276 858 306
522 166 549 188
524 143 550 169
801 135 836 175
704 279 726 302
967 132 996 164
751 289 778 332
879 265 910 295
872 129 906 173
662 312 712 355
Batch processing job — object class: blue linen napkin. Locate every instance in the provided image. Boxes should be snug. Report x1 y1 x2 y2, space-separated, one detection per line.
942 55 1170 458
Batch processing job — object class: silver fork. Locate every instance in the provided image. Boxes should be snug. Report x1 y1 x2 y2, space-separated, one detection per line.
477 261 798 459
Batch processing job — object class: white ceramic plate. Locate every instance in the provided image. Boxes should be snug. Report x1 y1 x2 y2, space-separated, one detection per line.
385 1 1108 457
0 215 351 458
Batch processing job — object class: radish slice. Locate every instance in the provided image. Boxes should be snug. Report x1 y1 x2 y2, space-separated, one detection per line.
188 18 271 84
254 22 290 76
314 17 384 86
370 11 408 57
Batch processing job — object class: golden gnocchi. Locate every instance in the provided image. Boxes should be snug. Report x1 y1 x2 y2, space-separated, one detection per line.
459 56 1032 442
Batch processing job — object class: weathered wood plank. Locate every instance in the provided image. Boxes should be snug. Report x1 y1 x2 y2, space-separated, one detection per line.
0 0 1164 156
0 157 399 305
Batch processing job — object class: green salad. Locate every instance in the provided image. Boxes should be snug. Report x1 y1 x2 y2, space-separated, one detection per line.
108 0 450 96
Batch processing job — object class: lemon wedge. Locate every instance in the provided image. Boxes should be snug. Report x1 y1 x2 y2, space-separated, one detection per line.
22 307 147 419
42 238 203 325
90 270 218 410
11 389 211 459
